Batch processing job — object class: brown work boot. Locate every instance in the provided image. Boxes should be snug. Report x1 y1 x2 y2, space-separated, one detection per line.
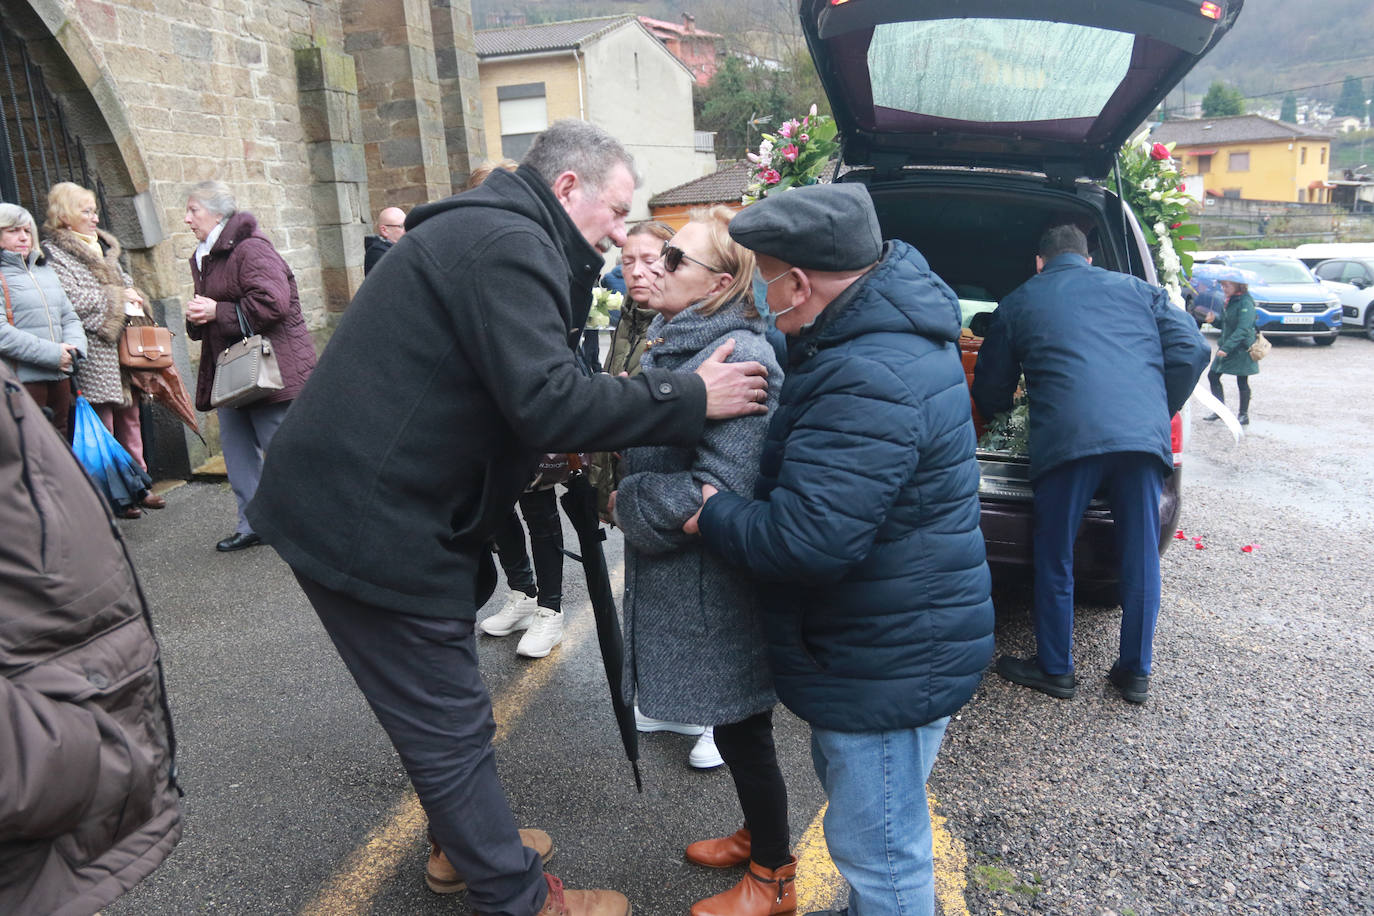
536 873 630 915
686 827 751 868
426 828 555 894
690 857 797 916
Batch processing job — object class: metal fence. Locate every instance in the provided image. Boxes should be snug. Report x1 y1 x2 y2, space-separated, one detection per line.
1194 197 1374 245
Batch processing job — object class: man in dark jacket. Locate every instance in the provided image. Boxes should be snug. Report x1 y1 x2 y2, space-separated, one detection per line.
362 205 406 275
972 225 1209 704
1 362 181 915
246 120 767 916
689 184 994 916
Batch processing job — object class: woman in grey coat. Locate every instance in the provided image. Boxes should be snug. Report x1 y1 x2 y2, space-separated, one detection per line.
0 202 86 439
612 206 794 915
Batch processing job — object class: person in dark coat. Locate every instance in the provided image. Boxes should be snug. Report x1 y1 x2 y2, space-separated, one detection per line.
690 184 995 916
972 224 1210 704
245 120 769 916
1204 279 1258 425
362 206 406 275
1 361 181 915
183 180 316 553
612 207 790 915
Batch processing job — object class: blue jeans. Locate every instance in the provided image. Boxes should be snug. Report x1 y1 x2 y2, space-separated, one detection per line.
811 718 950 916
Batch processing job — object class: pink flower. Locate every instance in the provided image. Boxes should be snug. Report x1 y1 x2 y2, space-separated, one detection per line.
799 134 809 144
809 103 818 117
763 169 782 185
1150 142 1170 161
778 121 793 139
781 145 799 163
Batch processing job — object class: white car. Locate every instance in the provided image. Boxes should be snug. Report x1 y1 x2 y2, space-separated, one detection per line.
1310 258 1374 340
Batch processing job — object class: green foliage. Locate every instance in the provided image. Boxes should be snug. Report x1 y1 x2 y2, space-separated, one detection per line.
971 863 1043 897
742 109 839 203
695 54 831 160
1336 75 1367 118
977 380 1029 456
1280 93 1298 124
1112 141 1196 292
1201 81 1245 117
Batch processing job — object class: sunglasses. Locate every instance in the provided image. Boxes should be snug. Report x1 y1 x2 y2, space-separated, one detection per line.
660 243 723 274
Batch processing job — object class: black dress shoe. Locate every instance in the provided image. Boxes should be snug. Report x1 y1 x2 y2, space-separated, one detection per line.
216 532 262 552
996 655 1077 699
1107 663 1150 704
1238 412 1250 426
1203 413 1222 421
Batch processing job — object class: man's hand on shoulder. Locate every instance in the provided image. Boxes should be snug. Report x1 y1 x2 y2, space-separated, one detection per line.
696 339 768 419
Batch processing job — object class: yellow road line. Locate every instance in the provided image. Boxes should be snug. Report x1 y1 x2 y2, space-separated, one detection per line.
297 597 600 916
794 792 971 915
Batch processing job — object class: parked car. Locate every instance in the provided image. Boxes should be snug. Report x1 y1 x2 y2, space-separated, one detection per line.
1201 253 1342 344
799 0 1240 587
1308 257 1374 340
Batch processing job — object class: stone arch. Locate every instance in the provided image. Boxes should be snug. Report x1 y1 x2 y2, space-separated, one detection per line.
2 0 162 248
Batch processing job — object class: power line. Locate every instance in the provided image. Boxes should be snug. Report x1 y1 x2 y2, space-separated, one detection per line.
1161 74 1374 116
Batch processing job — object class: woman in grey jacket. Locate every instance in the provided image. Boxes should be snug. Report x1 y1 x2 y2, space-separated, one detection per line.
612 207 793 916
0 203 86 439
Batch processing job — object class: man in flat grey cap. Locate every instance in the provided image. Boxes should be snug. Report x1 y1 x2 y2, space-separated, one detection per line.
685 183 994 916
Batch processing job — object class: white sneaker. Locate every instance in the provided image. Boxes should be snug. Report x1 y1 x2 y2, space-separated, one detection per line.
634 706 705 736
689 726 724 769
479 594 539 637
515 608 564 658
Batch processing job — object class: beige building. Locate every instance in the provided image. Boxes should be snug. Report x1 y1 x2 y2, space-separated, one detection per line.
1 0 487 472
476 16 714 219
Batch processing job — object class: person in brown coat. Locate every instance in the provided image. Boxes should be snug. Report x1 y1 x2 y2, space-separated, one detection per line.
0 360 181 915
42 181 166 517
183 180 316 552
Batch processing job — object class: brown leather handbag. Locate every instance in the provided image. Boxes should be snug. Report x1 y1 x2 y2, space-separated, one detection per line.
118 323 175 369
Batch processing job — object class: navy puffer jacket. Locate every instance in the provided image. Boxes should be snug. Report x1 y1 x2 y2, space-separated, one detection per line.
700 241 994 733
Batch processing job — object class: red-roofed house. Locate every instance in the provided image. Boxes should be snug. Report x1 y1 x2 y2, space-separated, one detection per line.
639 14 722 85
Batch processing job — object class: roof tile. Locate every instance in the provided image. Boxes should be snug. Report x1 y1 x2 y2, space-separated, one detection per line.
476 16 635 58
1152 114 1333 147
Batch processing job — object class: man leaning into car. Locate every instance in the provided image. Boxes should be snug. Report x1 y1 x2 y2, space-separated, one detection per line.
973 224 1209 704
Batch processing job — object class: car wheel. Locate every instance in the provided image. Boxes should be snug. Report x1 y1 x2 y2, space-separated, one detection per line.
1366 309 1374 342
1314 335 1336 346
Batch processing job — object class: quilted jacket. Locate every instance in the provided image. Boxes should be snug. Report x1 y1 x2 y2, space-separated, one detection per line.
700 240 994 733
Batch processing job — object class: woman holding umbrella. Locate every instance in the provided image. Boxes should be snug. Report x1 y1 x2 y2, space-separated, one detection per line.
611 206 793 915
183 181 316 552
42 181 165 518
0 203 86 439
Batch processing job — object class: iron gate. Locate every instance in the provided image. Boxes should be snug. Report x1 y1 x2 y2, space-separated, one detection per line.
0 16 107 220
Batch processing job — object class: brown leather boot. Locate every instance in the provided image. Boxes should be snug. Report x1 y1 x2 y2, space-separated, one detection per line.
536 873 630 915
426 827 554 894
689 857 797 916
686 827 751 868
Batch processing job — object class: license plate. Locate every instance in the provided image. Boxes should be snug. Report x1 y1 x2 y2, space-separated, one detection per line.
1280 315 1311 324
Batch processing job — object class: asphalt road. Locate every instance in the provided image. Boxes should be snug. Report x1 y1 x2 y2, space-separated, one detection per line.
105 332 1373 916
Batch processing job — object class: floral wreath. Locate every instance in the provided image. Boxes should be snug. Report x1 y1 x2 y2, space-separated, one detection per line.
1113 140 1199 307
743 105 841 204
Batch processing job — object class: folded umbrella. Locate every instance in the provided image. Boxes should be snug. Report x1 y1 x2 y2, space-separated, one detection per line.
560 466 642 792
71 394 152 512
130 363 205 444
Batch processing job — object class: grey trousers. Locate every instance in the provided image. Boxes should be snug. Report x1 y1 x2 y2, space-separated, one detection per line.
217 400 291 535
293 571 547 916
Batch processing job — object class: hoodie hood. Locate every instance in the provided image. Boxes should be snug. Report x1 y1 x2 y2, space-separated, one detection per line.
408 165 604 343
802 240 962 357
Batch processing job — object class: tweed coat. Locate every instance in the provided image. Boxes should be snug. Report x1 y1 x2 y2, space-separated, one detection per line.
43 227 134 406
616 299 782 725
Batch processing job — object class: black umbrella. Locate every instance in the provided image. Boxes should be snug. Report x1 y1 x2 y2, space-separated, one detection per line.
560 467 642 792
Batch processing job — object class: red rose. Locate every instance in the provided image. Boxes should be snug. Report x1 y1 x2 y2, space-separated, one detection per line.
1171 222 1183 229
1150 142 1170 160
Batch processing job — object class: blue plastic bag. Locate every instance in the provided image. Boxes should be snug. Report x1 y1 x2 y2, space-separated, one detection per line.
71 394 152 512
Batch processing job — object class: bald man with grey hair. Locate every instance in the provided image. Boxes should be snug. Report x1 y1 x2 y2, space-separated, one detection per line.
363 206 407 275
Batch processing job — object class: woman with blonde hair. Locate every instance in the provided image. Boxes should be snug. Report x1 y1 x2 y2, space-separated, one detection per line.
613 205 795 915
42 181 164 515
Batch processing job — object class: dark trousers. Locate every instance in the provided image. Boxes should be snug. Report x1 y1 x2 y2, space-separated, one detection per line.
491 488 563 611
1209 370 1251 415
1031 452 1164 677
24 380 72 441
714 709 791 869
293 571 546 916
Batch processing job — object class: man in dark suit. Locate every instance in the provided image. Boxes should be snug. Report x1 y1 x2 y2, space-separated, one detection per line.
973 224 1209 704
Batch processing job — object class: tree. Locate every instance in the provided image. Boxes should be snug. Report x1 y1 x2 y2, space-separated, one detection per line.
694 54 830 159
1335 75 1367 118
1201 81 1245 117
1279 93 1298 123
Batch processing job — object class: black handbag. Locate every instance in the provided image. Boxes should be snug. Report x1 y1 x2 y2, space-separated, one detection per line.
209 305 283 408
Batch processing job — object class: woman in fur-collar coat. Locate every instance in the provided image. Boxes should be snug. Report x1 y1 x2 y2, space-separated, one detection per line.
42 182 165 515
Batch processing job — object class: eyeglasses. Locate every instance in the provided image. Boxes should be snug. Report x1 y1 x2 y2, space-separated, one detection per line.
79 208 99 217
754 267 791 287
660 243 723 274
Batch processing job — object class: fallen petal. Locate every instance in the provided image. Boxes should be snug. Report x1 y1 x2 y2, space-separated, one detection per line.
1194 542 1206 550
1174 530 1186 540
1241 544 1255 553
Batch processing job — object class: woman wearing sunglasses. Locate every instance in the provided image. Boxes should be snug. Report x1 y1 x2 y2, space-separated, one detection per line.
611 206 795 915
